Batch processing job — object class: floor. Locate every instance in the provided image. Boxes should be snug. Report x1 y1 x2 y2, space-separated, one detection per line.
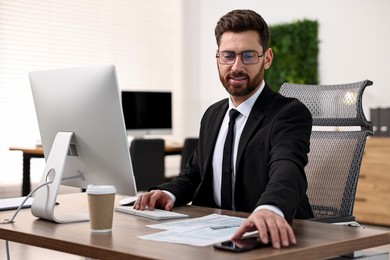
4 242 85 260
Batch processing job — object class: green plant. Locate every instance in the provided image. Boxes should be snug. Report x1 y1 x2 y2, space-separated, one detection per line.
265 19 319 92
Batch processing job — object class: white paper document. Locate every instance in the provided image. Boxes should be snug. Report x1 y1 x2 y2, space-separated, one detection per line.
139 213 253 247
0 197 33 211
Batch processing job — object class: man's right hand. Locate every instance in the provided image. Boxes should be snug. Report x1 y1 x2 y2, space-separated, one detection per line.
133 189 174 211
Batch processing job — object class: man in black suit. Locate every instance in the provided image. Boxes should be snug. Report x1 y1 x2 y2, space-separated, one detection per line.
134 9 313 248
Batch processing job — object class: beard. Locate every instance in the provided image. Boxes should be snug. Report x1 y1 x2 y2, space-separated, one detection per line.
218 65 264 97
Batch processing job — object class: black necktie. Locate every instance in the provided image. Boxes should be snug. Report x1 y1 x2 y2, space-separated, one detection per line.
221 109 240 210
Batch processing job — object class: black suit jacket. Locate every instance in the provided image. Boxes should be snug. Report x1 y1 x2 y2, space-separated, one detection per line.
158 84 313 223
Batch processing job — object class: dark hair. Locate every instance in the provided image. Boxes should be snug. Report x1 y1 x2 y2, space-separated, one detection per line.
215 9 270 51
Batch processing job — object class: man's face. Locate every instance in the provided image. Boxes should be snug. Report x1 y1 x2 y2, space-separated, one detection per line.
217 30 272 100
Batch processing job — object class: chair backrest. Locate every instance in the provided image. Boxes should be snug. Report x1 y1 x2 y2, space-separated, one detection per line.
130 139 165 191
180 138 199 171
279 80 373 218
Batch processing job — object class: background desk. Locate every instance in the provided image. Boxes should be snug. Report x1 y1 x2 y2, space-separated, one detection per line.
354 137 390 226
9 145 182 196
0 193 389 260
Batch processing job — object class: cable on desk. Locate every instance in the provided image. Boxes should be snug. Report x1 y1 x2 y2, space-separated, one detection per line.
2 180 53 260
0 180 53 224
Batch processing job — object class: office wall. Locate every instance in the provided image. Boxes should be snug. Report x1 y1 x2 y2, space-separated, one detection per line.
1 1 389 193
0 1 184 189
181 0 390 137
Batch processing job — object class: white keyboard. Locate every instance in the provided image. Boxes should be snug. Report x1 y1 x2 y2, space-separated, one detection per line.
115 206 189 221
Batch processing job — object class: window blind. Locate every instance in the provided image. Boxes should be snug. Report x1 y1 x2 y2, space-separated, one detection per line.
0 0 183 184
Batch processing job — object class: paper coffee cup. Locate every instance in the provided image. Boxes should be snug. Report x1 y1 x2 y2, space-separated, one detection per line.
86 185 117 233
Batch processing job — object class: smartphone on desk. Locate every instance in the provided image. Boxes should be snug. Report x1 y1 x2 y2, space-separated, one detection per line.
214 237 270 252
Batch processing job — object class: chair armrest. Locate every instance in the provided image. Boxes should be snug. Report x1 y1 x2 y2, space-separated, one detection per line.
308 215 356 223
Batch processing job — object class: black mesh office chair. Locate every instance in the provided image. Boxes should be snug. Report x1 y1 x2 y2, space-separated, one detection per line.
279 80 373 222
130 139 165 192
180 138 199 171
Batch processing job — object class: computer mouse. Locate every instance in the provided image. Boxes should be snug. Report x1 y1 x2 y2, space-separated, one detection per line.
119 197 137 206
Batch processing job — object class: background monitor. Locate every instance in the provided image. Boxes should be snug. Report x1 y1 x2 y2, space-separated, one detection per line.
121 91 172 138
29 65 137 223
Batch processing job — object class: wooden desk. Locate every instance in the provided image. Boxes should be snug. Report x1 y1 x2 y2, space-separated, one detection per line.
9 145 182 196
0 193 389 260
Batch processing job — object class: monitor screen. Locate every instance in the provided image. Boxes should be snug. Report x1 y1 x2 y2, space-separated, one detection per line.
29 65 137 223
122 91 172 137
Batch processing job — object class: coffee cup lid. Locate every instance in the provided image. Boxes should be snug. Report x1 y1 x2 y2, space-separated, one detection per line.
86 185 117 194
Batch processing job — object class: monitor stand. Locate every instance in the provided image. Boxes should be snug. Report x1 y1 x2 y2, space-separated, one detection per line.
31 131 89 223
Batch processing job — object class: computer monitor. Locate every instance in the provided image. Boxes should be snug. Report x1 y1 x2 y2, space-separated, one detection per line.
122 91 172 138
29 65 137 223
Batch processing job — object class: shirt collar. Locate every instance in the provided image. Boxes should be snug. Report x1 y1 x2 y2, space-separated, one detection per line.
228 80 265 118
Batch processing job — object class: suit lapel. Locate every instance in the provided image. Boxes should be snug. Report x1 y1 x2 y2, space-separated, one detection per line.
236 84 275 169
193 100 227 207
204 101 228 170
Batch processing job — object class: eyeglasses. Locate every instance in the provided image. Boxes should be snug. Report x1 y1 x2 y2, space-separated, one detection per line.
216 50 264 65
